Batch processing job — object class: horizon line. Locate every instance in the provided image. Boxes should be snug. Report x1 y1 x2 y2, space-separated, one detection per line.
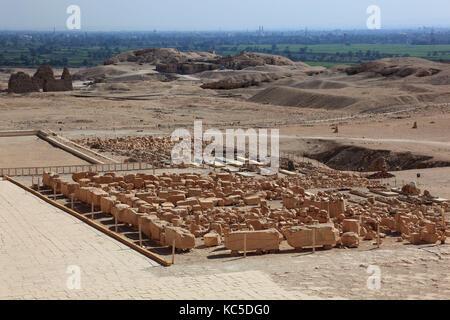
1 26 450 33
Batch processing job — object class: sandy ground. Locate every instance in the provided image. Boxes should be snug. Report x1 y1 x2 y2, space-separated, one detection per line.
0 135 89 168
280 103 450 161
385 167 450 200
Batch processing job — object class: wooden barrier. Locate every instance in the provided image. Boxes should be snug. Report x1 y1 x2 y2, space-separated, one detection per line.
4 175 171 267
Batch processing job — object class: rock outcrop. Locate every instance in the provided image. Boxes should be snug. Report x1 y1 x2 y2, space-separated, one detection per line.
345 58 441 78
218 51 294 70
103 48 295 75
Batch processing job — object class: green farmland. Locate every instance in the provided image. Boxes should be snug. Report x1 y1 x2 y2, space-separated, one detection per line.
216 44 450 67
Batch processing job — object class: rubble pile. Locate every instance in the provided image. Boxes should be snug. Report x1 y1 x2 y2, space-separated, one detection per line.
72 136 177 166
41 167 448 254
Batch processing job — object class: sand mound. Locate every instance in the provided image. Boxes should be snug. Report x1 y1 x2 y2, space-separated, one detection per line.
329 65 351 72
219 51 295 70
427 73 450 85
345 57 442 78
197 70 254 80
73 65 129 81
242 64 297 72
104 48 219 66
291 79 349 90
93 83 131 91
399 84 431 93
249 86 357 109
201 72 290 90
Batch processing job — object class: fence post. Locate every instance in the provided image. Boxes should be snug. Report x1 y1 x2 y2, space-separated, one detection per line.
312 228 316 253
171 239 176 264
244 233 247 258
139 221 143 247
377 223 380 248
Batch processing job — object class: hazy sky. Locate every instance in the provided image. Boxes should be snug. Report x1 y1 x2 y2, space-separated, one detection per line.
1 0 449 31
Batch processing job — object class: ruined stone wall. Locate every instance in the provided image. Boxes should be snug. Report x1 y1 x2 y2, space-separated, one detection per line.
7 65 73 94
7 72 40 93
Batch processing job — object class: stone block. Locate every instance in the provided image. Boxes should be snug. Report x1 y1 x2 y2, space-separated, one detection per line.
284 223 339 249
149 219 170 242
204 232 221 247
224 228 282 252
341 232 360 248
243 195 260 206
100 196 116 214
164 226 195 250
342 219 360 234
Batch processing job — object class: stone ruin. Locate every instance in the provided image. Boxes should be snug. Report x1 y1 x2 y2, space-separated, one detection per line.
7 72 40 93
32 65 54 89
43 67 73 92
7 65 73 94
41 168 448 256
72 136 177 166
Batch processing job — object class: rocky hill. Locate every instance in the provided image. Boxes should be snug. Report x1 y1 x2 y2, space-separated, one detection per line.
102 48 296 75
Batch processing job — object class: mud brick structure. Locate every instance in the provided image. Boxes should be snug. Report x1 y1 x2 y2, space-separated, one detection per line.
8 65 73 94
43 67 73 92
8 72 40 93
32 65 54 89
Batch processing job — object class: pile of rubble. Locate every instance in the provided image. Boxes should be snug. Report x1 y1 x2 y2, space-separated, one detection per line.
71 136 176 166
41 168 448 255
